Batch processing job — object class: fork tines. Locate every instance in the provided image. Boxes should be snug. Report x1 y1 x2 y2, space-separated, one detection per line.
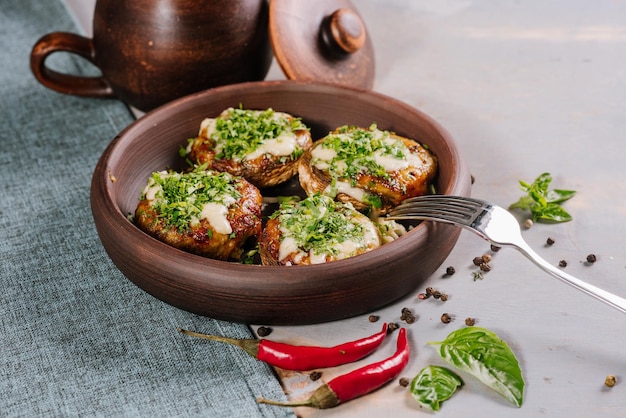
387 195 486 222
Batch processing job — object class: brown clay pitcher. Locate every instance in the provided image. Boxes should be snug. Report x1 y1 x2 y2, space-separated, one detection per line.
30 0 272 112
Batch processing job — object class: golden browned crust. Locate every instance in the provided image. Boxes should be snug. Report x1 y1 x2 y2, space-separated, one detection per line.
258 197 381 266
135 177 262 261
187 128 312 189
258 217 282 266
298 130 438 214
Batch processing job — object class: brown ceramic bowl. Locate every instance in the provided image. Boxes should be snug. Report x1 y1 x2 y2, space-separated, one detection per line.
91 80 471 325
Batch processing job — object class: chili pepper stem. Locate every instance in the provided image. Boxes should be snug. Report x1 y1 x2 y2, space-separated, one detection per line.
177 327 259 358
256 397 313 408
257 384 340 409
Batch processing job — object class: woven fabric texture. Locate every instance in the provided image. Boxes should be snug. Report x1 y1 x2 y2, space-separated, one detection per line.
0 1 295 417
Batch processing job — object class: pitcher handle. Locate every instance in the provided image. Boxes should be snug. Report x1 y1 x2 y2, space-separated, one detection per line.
30 32 115 98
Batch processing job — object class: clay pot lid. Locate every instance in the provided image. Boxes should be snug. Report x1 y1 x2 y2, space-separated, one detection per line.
269 0 375 89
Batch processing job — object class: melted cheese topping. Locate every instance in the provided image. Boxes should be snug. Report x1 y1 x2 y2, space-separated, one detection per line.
197 202 231 234
142 168 239 234
142 171 168 200
243 132 298 161
195 109 301 161
324 181 369 203
312 130 426 175
278 208 381 264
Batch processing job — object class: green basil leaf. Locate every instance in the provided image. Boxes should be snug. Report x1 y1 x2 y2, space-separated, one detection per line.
509 172 575 224
428 327 525 407
517 180 532 192
410 365 462 411
533 172 552 193
546 189 576 204
532 203 573 223
508 195 534 211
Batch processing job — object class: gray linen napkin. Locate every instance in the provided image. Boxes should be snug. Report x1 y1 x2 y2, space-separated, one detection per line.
0 1 296 416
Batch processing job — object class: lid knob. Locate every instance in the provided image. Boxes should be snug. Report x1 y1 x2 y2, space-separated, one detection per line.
325 8 366 54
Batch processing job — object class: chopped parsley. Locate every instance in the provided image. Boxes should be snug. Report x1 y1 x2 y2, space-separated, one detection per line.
314 124 408 183
273 194 367 257
142 164 240 232
209 107 308 161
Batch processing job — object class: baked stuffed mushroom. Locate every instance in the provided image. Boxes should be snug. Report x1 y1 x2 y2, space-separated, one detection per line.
134 165 262 261
298 125 437 214
184 107 312 188
259 194 382 266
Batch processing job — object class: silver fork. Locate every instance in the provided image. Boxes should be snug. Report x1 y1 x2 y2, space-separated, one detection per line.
388 195 626 314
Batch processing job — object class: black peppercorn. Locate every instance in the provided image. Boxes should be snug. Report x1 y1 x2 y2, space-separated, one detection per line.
491 244 501 252
399 377 410 387
445 266 456 276
586 254 597 263
440 294 449 302
479 263 491 272
465 317 476 326
256 326 272 337
473 256 484 266
546 237 555 246
310 371 322 381
440 313 452 324
401 307 416 324
368 315 380 323
559 260 568 267
388 322 400 333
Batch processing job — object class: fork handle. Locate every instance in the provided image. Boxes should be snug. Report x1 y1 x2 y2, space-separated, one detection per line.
516 242 626 314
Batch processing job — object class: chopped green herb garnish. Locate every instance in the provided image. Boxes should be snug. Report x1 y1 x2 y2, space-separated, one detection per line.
273 194 368 257
142 164 240 232
509 172 576 223
314 124 409 184
208 107 308 161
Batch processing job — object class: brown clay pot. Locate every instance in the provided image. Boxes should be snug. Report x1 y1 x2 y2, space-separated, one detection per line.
30 0 272 111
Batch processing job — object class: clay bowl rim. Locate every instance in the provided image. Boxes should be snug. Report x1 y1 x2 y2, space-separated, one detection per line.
91 79 471 325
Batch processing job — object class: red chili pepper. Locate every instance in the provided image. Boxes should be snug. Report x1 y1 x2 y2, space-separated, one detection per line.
257 327 410 409
177 323 388 371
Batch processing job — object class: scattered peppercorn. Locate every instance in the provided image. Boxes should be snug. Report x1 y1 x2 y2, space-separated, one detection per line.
481 254 492 264
310 371 323 381
417 293 429 300
432 290 442 299
491 244 501 252
257 326 272 337
368 315 380 323
473 256 484 266
388 322 400 333
586 254 597 263
400 307 416 324
559 260 568 268
605 375 617 388
398 377 410 387
465 317 476 326
440 294 449 302
440 313 452 324
546 237 555 246
425 287 434 296
445 266 456 276
524 219 534 229
479 263 491 272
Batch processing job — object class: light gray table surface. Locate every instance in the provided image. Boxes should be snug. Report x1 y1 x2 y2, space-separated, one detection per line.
64 1 626 416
